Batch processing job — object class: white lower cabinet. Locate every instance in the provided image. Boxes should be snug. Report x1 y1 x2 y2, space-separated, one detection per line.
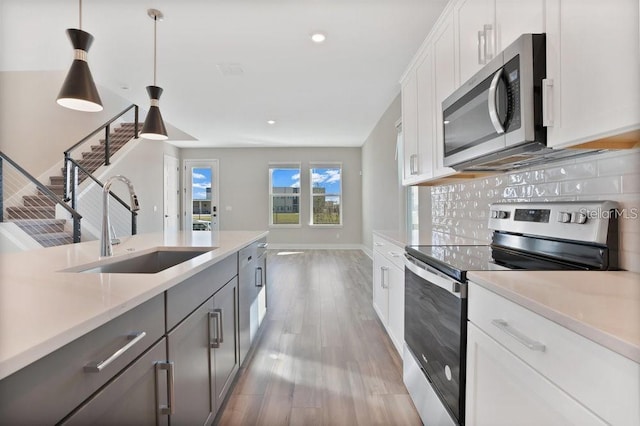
467 283 640 426
466 323 605 426
372 235 405 357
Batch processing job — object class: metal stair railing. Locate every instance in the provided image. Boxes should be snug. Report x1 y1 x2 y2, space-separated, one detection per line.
63 104 139 237
0 151 82 243
66 158 137 236
63 103 139 201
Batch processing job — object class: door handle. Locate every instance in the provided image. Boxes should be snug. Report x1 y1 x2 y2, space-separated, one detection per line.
488 68 505 134
155 361 175 415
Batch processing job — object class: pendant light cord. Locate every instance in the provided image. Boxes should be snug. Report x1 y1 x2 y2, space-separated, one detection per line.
78 0 82 29
153 15 157 85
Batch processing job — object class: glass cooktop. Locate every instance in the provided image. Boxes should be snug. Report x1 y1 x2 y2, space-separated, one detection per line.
406 244 589 282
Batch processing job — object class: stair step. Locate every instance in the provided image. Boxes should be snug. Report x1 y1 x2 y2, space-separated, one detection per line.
38 185 64 197
11 219 67 234
50 176 64 185
7 206 56 220
31 232 74 247
90 142 127 153
23 195 56 207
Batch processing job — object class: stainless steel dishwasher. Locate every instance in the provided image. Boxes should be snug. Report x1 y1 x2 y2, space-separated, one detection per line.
238 238 267 366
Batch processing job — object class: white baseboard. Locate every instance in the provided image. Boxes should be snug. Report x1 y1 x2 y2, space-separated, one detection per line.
267 243 367 252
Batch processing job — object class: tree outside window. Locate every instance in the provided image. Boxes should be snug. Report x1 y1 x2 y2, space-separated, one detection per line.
310 165 342 226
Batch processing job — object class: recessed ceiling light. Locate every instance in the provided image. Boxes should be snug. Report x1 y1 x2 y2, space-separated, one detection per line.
267 120 276 125
310 32 326 43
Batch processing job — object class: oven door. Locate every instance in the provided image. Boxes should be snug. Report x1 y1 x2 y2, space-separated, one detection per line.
405 255 467 425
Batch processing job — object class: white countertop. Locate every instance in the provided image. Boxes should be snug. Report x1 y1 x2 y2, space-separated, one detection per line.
0 230 267 380
468 270 640 363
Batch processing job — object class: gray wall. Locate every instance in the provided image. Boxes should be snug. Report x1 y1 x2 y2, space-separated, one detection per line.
181 147 362 247
361 94 405 251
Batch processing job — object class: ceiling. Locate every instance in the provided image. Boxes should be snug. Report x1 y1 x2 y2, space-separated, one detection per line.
0 0 447 148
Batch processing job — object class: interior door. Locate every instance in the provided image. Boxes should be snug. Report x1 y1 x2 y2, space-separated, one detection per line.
183 159 219 233
164 155 180 233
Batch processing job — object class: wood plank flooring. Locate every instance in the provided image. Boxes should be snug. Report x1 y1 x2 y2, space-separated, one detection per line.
218 250 421 426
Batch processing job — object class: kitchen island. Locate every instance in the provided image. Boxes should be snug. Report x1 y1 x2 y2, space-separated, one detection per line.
0 230 267 424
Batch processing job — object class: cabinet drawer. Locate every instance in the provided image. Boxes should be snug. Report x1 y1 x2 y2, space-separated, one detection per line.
468 283 640 426
166 253 237 331
373 235 405 270
0 294 165 424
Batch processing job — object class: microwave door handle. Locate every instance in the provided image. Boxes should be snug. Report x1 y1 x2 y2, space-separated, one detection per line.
488 68 505 134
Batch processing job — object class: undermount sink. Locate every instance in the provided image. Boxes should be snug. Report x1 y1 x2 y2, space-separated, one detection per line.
71 248 215 274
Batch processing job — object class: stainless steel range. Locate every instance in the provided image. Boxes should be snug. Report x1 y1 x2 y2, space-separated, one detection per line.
403 201 620 426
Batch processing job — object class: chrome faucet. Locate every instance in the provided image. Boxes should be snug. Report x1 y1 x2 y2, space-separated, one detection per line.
101 175 140 257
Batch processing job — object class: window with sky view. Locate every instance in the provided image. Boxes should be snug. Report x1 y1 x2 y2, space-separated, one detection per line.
311 166 341 225
269 166 301 225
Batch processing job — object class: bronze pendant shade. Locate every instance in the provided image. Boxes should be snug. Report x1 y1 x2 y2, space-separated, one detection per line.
139 85 168 140
57 28 103 112
140 9 168 140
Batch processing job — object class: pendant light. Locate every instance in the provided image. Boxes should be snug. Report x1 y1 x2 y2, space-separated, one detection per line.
140 9 168 140
57 0 103 112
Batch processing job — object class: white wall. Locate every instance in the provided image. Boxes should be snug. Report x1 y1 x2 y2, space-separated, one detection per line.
423 149 640 272
361 95 405 251
0 71 133 177
181 147 362 247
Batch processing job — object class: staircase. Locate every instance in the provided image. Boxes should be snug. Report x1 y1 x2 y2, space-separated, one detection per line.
5 123 139 247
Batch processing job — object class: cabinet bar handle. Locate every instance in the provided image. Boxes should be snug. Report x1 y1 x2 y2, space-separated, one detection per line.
258 242 268 248
542 79 554 127
374 242 384 246
155 361 175 415
255 266 263 287
381 266 389 289
484 24 494 61
388 251 402 258
84 331 146 372
410 154 419 175
210 309 224 348
491 319 546 352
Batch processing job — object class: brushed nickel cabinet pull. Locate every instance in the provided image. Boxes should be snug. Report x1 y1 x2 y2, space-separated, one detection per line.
155 361 175 415
83 331 146 373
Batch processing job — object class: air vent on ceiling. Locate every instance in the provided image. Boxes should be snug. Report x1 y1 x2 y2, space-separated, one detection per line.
216 63 244 76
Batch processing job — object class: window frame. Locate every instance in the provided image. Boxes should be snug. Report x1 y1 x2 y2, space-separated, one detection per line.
268 163 302 228
309 162 343 227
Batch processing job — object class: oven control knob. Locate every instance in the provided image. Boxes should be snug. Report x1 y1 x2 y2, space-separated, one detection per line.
498 211 509 219
572 211 587 224
491 210 498 219
557 211 572 223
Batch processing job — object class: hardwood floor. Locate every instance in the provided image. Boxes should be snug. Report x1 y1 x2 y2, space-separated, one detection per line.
218 250 421 426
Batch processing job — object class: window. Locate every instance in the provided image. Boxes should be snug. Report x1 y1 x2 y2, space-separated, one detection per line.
269 164 301 226
310 164 342 226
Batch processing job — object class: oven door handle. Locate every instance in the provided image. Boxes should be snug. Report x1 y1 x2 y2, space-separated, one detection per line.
404 255 466 298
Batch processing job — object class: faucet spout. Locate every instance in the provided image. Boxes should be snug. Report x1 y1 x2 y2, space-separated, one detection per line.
101 175 139 257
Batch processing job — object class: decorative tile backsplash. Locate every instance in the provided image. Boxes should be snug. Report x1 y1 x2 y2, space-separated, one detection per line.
429 149 640 272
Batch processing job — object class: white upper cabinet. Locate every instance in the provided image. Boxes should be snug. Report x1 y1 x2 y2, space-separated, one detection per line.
544 0 640 148
401 47 435 185
401 70 420 185
454 0 544 85
432 13 457 178
454 0 495 84
415 47 436 180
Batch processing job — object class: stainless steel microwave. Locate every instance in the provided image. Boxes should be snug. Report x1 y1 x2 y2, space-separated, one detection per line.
442 33 549 171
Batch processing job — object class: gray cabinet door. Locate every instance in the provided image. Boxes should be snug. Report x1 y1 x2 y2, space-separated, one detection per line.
61 338 169 425
168 299 213 426
212 277 239 412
